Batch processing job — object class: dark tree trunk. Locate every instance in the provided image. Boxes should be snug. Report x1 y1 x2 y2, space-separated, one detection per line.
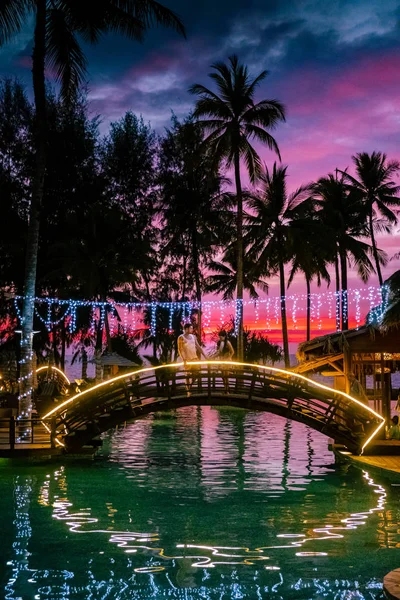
52 324 59 367
181 255 187 302
334 252 341 331
234 149 244 361
191 226 202 344
306 276 311 342
104 308 112 352
19 0 47 419
81 348 88 380
279 259 290 368
95 312 103 381
368 208 383 287
339 247 348 331
61 318 66 371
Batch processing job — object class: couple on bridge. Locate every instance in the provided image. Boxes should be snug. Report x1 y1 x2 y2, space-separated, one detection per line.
177 323 234 395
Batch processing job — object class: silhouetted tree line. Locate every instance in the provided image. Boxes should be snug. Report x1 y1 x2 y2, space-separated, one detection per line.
1 74 399 372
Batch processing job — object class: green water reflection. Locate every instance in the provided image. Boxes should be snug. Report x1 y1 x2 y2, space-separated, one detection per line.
1 406 399 599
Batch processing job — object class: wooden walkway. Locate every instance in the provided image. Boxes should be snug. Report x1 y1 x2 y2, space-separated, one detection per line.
348 454 400 475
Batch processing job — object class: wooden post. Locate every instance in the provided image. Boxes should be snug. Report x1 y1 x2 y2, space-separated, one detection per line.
9 416 15 450
50 417 56 449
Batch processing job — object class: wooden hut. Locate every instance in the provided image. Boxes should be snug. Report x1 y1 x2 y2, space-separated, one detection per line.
294 326 400 422
100 352 138 379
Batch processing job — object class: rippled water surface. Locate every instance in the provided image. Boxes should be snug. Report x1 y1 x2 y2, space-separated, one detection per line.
1 407 400 599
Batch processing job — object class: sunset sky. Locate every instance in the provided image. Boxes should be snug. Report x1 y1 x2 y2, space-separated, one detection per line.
1 0 399 339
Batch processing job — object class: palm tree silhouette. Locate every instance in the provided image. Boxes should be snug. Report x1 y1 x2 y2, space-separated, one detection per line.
205 251 269 301
158 115 231 341
246 163 309 367
287 201 331 341
341 152 400 287
189 55 285 360
312 172 384 331
0 0 185 416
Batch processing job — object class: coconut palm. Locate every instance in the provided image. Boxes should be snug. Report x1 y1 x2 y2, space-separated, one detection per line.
287 202 331 341
189 55 285 360
246 164 310 367
0 0 185 417
340 152 400 287
312 172 387 331
205 252 269 300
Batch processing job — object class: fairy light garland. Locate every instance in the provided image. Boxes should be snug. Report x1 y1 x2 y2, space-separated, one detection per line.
150 302 157 337
292 296 298 329
234 299 242 336
355 290 361 329
12 286 388 336
335 291 341 331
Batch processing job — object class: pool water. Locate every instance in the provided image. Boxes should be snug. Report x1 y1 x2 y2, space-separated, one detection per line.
1 406 399 600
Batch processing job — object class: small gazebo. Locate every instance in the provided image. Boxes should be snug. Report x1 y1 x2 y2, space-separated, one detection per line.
99 352 138 379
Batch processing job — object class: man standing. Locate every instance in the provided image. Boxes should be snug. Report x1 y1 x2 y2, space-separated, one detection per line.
178 323 206 395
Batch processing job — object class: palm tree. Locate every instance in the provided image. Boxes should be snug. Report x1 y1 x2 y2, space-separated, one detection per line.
340 152 400 287
189 55 285 360
205 252 269 300
246 164 310 367
312 172 386 331
0 0 185 417
287 202 331 341
158 115 232 342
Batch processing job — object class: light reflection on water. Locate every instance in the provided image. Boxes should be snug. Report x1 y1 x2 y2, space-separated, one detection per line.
1 406 400 599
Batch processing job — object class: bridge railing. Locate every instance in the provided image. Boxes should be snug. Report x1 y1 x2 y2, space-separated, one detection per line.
46 362 385 454
0 417 56 449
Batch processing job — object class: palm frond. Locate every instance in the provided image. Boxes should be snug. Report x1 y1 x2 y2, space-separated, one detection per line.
0 0 32 46
46 7 87 101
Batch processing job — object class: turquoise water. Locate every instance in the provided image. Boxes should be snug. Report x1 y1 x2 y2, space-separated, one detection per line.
1 407 399 600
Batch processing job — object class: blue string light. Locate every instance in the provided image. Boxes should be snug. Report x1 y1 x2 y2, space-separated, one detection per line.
12 286 388 335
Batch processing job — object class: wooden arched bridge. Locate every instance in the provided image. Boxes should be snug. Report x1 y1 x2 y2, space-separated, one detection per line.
41 361 385 455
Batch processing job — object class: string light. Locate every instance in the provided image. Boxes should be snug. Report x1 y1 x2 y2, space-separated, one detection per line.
316 294 322 330
254 300 259 326
335 291 341 331
234 299 242 336
265 298 271 331
12 286 389 337
168 303 174 333
150 302 157 337
292 296 298 329
123 306 128 334
355 290 361 329
274 297 279 325
342 289 348 328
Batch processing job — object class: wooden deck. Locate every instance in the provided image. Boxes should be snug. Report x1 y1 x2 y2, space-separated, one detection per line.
349 454 400 475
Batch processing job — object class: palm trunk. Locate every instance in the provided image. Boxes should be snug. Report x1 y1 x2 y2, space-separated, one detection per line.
104 308 112 352
81 348 88 379
339 247 348 331
334 252 341 331
95 314 103 382
19 0 47 419
279 259 290 368
369 208 383 287
61 317 66 371
306 276 311 342
52 323 59 367
191 226 202 344
181 255 187 301
234 149 244 361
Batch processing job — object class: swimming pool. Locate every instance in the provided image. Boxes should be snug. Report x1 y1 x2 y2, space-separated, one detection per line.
1 406 398 599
